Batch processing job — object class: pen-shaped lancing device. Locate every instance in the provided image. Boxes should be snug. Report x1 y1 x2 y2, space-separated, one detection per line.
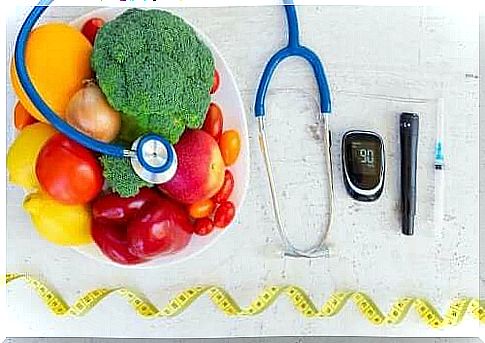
400 112 419 236
434 98 445 231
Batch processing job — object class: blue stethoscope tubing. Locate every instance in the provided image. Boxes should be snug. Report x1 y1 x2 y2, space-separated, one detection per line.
254 4 331 116
255 2 334 258
15 0 127 158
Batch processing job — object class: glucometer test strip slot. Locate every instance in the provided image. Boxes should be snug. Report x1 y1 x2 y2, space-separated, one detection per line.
400 112 419 236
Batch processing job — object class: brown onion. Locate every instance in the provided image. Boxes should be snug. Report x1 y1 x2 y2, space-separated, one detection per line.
65 80 121 143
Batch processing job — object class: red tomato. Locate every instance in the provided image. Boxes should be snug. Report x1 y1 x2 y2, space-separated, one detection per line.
14 102 37 130
213 201 235 228
81 18 105 45
219 130 241 166
213 170 234 203
202 103 223 142
35 134 103 205
91 220 146 265
193 218 215 236
210 70 220 94
188 199 215 219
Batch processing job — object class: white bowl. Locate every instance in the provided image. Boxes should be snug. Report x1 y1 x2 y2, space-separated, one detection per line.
68 8 250 268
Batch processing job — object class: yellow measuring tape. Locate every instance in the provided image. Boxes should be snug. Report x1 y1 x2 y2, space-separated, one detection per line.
5 273 485 327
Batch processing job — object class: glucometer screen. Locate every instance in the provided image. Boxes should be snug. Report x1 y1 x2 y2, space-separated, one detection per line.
345 134 382 190
350 141 380 175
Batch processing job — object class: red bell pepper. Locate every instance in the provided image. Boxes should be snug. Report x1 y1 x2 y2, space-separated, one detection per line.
91 188 193 265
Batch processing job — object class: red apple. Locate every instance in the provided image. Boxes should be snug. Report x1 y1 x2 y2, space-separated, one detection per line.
159 130 225 204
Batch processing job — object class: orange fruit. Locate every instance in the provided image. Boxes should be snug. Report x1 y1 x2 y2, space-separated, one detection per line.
11 23 92 122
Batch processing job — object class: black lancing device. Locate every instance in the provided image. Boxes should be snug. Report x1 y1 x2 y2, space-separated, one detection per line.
400 112 419 236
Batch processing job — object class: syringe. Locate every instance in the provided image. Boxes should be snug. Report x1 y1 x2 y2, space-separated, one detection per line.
434 98 445 231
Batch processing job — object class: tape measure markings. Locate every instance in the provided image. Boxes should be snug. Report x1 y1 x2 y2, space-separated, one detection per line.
5 273 484 328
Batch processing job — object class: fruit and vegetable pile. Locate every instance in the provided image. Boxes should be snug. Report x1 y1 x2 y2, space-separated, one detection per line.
7 9 242 265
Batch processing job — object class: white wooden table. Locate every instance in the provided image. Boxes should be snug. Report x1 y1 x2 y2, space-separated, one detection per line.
6 5 479 338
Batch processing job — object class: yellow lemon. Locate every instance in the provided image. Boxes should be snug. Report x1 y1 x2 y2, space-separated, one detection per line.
7 122 57 190
23 192 93 246
11 23 93 122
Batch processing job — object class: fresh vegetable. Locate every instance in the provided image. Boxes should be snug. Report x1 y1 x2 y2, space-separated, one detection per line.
7 122 57 190
23 191 92 246
193 218 215 236
210 70 220 94
91 220 146 265
36 134 103 205
91 190 193 264
213 170 234 203
127 199 194 259
188 199 215 219
11 23 92 122
92 189 160 264
99 155 154 197
158 130 225 204
219 130 241 166
202 103 223 142
213 201 235 228
65 81 121 143
14 102 37 130
92 188 159 224
81 18 105 45
91 8 215 144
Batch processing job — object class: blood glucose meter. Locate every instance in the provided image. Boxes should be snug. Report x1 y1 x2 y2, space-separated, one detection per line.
342 130 385 201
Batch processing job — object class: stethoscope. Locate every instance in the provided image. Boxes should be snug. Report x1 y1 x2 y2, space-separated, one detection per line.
15 1 177 184
17 1 334 257
255 2 334 258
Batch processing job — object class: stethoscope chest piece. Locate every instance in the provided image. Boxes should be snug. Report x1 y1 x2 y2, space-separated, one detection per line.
15 4 179 187
130 133 178 184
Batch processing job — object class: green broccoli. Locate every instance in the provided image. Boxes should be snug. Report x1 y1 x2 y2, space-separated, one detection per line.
99 155 154 197
91 8 214 144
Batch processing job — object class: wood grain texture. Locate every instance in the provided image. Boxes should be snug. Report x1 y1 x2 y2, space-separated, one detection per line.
5 5 479 337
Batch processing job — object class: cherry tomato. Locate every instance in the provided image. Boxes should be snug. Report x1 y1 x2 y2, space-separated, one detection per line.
193 218 215 236
14 102 37 130
36 133 103 205
213 201 235 228
213 170 234 203
92 188 160 224
210 70 220 94
91 220 146 265
127 199 193 258
188 198 215 219
219 130 241 166
81 18 105 45
202 103 223 142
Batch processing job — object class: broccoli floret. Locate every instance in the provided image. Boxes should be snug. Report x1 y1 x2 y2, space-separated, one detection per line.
91 8 214 144
99 155 154 197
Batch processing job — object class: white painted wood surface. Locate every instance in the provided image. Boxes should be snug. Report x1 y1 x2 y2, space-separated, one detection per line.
6 5 479 338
